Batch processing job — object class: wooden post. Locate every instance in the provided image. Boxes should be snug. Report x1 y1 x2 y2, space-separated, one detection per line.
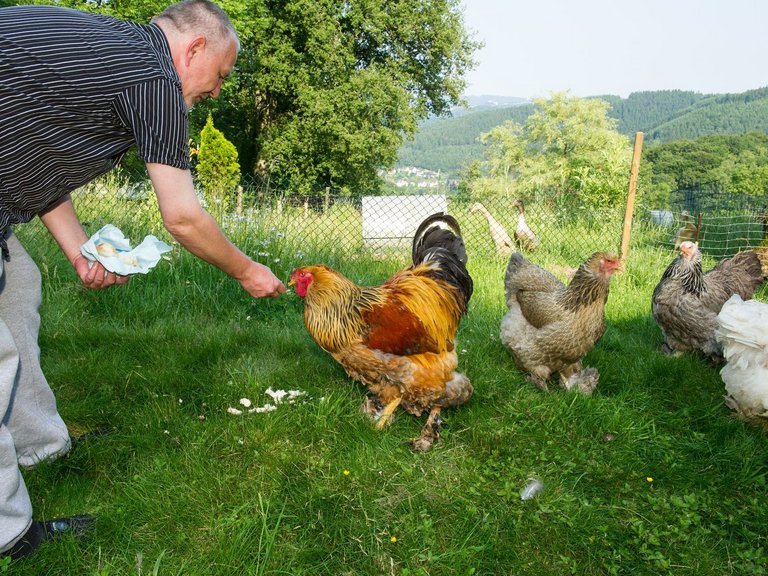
696 212 702 243
620 132 644 263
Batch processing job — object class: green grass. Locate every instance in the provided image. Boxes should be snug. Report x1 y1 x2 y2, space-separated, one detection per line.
7 219 768 576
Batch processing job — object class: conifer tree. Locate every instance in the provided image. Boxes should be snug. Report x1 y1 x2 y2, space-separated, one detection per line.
197 114 241 215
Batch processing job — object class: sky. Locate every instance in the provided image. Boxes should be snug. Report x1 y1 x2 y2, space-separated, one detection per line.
460 0 768 100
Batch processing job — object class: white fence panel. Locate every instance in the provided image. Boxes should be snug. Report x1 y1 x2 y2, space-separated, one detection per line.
362 195 447 249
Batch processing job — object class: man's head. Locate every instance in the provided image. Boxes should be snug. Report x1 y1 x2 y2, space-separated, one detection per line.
153 0 239 108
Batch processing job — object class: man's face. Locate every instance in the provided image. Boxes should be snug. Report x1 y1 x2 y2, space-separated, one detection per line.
183 35 238 108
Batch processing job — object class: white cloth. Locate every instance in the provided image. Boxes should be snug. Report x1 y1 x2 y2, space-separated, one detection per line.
80 224 171 275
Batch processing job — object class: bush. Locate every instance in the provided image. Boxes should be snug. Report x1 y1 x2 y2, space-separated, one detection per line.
196 113 241 215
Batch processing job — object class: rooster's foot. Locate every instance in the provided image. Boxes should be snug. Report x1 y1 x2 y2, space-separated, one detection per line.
660 342 683 357
360 397 383 418
410 409 442 452
562 367 599 395
527 374 549 392
724 394 742 414
374 397 402 430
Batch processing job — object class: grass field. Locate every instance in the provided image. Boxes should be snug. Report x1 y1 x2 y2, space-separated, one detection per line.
5 213 768 576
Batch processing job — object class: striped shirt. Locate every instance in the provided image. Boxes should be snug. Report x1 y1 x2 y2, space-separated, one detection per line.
0 5 191 252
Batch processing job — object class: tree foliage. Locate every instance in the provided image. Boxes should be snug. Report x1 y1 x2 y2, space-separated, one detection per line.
642 132 768 207
196 113 241 212
207 0 478 196
397 103 534 178
30 0 479 197
468 93 632 209
646 87 768 143
603 90 705 135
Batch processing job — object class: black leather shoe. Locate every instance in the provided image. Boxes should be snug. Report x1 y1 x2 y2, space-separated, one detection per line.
69 428 109 450
2 514 95 560
43 514 95 539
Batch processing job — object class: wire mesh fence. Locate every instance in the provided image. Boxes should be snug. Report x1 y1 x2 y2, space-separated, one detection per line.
638 207 767 259
12 172 768 268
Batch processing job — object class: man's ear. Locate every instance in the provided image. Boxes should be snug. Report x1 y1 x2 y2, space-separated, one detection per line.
184 36 207 67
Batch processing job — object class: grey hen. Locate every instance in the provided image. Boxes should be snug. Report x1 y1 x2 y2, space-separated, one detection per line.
651 241 767 362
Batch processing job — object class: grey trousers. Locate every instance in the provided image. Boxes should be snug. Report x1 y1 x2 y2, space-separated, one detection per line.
0 232 70 553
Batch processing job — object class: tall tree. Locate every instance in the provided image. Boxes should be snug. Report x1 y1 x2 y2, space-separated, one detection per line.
207 0 479 197
470 93 632 209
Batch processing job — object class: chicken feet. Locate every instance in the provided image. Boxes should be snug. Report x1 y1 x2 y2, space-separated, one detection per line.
360 396 402 429
561 367 599 395
375 397 402 430
410 407 443 452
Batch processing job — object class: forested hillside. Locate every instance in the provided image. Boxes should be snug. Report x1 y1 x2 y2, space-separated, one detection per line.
397 88 768 177
646 88 768 142
598 90 705 135
396 103 533 175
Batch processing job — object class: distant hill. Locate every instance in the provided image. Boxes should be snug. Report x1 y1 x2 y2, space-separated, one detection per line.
396 87 768 178
645 87 768 141
461 95 530 111
397 102 534 176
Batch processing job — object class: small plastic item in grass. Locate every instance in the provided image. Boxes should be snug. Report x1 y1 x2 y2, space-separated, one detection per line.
520 478 543 501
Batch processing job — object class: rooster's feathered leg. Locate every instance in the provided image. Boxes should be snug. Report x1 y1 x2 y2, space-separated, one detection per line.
374 397 402 430
561 366 599 395
410 407 443 452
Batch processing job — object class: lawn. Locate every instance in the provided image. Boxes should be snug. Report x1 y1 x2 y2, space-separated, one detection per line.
5 215 768 576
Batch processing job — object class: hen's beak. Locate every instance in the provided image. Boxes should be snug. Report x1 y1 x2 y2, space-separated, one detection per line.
287 278 296 287
679 242 697 259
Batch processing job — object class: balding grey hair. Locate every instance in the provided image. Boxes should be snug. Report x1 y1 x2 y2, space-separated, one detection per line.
152 0 239 52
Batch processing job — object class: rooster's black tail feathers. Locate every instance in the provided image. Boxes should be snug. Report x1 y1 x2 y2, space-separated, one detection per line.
412 212 473 313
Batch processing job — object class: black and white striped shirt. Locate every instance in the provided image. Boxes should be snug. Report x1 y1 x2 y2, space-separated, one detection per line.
0 5 191 247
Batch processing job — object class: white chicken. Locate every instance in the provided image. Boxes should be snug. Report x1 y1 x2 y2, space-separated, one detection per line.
513 199 540 252
715 294 768 422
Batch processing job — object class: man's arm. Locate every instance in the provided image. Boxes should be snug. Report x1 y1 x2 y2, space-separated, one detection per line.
39 195 128 289
146 163 285 298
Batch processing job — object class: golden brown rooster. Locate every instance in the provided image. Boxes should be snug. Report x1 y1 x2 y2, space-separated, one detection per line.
500 251 621 393
289 213 473 451
652 241 768 362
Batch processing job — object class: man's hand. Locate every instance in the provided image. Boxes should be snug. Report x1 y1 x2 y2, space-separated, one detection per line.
73 254 130 289
239 261 286 298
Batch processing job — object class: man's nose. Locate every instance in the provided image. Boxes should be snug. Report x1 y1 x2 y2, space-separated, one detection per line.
211 79 224 98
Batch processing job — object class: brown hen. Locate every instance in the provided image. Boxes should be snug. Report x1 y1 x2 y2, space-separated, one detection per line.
652 241 767 362
290 213 473 451
500 251 621 393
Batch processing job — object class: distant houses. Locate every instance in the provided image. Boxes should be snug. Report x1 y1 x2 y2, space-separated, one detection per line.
383 166 443 190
